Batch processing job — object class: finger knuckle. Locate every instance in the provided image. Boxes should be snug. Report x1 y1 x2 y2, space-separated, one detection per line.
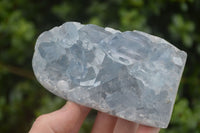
34 114 49 125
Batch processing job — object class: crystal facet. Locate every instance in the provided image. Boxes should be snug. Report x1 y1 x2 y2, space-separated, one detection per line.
32 22 187 128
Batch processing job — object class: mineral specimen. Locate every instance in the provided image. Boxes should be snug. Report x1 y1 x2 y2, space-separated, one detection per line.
32 22 187 128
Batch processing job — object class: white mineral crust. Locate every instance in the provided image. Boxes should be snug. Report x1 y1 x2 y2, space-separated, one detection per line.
32 22 187 128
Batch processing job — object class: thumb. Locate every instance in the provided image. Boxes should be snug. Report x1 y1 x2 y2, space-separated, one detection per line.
29 101 91 133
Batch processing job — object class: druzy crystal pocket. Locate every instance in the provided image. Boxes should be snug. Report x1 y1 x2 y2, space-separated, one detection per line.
32 22 187 128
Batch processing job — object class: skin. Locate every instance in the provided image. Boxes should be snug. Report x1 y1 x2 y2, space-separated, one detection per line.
29 101 160 133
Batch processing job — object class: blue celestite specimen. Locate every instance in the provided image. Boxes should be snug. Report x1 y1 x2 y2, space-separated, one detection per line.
32 22 187 128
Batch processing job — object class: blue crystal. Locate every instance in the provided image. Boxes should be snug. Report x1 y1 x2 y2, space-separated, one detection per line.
32 22 187 128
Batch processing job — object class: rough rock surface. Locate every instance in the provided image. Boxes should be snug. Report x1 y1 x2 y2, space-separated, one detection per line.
32 22 187 128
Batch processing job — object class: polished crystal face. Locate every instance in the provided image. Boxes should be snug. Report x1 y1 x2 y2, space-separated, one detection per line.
32 22 187 128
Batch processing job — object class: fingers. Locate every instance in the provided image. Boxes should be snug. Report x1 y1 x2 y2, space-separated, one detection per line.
136 125 160 133
92 113 160 133
29 101 160 133
29 101 91 133
113 118 138 133
91 112 117 133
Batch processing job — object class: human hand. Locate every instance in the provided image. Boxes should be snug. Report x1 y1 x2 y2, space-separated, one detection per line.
29 101 160 133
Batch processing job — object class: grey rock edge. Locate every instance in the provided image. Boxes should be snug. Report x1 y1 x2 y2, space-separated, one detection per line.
32 22 187 128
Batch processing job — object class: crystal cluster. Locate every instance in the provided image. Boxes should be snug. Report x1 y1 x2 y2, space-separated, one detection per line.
32 22 187 128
